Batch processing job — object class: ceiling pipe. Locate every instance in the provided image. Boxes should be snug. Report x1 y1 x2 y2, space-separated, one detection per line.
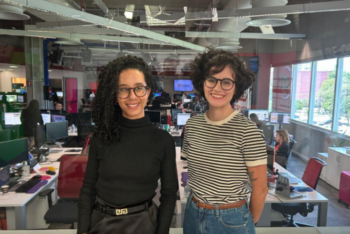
4 0 205 51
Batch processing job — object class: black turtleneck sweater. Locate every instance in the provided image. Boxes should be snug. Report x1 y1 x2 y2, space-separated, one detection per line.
78 115 178 234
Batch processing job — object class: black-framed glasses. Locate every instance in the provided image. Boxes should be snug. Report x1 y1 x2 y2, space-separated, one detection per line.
204 76 236 91
117 86 149 99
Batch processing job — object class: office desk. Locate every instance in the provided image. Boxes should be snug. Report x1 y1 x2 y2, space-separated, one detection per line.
0 148 81 230
175 147 328 227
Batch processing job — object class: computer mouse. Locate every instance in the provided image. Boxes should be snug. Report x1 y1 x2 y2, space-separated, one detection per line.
46 170 56 175
33 174 42 179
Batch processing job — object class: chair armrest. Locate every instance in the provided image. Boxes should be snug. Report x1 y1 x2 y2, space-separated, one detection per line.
39 189 55 208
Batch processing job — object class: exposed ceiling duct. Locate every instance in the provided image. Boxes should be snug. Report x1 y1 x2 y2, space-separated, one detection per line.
4 0 206 51
186 31 305 40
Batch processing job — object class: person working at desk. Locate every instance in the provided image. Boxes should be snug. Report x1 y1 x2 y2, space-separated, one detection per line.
181 48 268 234
54 102 67 114
274 129 290 169
20 99 43 148
78 56 178 234
250 113 263 129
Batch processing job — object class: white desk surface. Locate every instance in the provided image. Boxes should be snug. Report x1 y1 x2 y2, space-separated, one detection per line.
328 147 350 157
0 148 82 208
175 146 328 204
1 227 349 234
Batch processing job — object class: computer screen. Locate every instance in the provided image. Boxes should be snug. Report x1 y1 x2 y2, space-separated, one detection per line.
33 125 46 150
5 113 21 125
189 94 195 98
17 96 24 103
171 109 183 122
145 111 161 123
261 125 275 146
177 113 191 126
66 113 92 126
52 114 66 122
154 93 162 97
0 95 3 100
46 121 68 141
174 80 193 92
0 138 29 167
183 98 192 103
248 109 269 122
267 152 275 172
41 114 51 125
56 91 63 97
6 95 17 102
270 112 290 124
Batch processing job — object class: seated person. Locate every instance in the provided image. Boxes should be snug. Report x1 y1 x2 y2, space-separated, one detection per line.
275 129 290 168
55 102 67 115
249 113 263 129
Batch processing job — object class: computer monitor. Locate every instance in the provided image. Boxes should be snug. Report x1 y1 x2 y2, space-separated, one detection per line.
189 94 195 98
0 138 29 167
45 121 68 141
0 95 2 100
261 125 275 146
145 110 161 124
270 112 290 124
17 96 24 103
6 95 17 102
0 130 11 142
171 109 183 122
41 114 51 125
5 113 21 125
183 98 192 103
248 109 269 122
52 114 66 122
66 113 92 126
177 113 191 126
267 152 275 173
33 125 46 151
154 93 162 97
56 91 63 97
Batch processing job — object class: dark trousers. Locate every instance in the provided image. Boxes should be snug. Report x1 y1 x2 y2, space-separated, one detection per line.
89 197 158 234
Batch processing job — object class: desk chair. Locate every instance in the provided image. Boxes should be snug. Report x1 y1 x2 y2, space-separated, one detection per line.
6 125 20 140
275 139 297 169
0 129 10 142
40 154 88 229
272 157 327 227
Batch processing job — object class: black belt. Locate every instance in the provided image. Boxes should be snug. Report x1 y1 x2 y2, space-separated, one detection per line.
95 200 152 216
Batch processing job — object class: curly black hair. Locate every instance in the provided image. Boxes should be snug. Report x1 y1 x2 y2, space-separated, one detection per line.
92 55 154 146
190 48 255 104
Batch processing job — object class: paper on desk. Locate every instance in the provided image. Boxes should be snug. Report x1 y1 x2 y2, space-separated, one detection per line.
33 164 42 173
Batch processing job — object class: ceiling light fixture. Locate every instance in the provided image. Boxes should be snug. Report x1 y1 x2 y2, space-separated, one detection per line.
124 4 135 20
0 3 30 20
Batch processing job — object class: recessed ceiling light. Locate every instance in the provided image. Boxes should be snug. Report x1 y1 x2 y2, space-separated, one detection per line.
9 65 17 68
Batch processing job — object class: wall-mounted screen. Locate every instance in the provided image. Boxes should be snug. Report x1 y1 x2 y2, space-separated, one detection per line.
174 80 193 92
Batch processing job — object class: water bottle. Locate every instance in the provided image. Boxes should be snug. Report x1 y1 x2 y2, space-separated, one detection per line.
71 124 75 133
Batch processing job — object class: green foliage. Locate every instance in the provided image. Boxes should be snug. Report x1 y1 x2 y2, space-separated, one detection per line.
318 71 350 118
295 100 303 110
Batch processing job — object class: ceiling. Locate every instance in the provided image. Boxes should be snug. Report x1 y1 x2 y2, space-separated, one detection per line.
1 0 349 67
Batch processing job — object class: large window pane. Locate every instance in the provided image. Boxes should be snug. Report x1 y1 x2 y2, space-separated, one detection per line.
312 59 337 130
293 63 312 123
337 57 350 136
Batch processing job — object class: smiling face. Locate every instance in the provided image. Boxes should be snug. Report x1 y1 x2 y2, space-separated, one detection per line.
203 65 236 110
117 69 151 120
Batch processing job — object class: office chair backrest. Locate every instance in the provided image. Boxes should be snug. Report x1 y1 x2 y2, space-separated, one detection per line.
287 139 297 158
302 157 327 189
0 129 10 142
8 125 20 140
57 155 88 199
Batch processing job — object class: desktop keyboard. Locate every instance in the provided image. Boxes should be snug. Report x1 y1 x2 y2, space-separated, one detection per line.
171 131 180 134
14 178 42 193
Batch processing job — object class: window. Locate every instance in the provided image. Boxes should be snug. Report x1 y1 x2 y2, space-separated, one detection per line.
336 57 350 136
311 59 337 130
292 63 312 123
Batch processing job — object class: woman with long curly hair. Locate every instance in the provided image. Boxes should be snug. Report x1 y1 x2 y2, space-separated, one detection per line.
181 49 268 234
78 55 178 234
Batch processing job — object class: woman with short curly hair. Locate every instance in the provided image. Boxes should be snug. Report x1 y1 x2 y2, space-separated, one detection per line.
78 55 178 234
181 48 268 234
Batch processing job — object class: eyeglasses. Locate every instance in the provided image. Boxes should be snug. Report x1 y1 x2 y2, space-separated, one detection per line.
117 86 149 99
205 76 236 91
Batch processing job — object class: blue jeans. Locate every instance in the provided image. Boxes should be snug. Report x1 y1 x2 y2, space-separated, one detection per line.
183 195 256 234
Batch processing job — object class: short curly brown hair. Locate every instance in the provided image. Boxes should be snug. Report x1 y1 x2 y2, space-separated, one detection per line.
190 48 255 104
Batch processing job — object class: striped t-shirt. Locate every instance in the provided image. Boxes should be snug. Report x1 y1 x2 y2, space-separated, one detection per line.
181 110 267 204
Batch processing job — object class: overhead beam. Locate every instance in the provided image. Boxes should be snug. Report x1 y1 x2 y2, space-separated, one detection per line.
185 0 350 21
185 32 306 40
92 0 109 16
4 0 206 51
0 29 171 45
36 20 92 28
